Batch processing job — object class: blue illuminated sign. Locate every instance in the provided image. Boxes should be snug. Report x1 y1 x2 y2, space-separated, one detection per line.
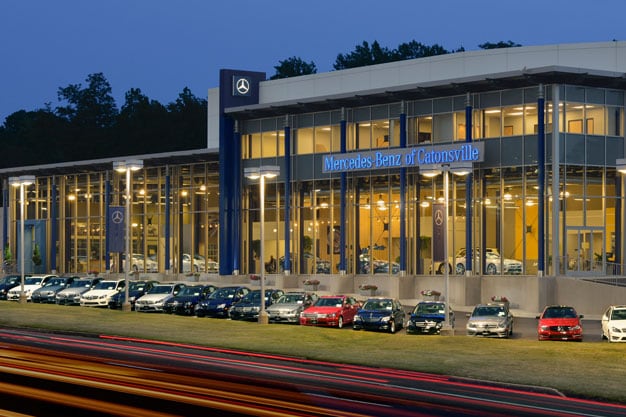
322 142 484 173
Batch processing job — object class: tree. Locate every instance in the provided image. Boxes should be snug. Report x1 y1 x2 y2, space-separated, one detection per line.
165 87 208 151
117 88 169 155
270 56 317 80
334 40 396 70
478 40 522 49
56 72 118 129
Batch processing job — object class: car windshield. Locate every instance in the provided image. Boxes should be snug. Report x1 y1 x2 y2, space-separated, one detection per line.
362 299 392 311
473 306 506 317
414 303 445 314
148 285 175 294
611 309 626 320
210 288 239 299
176 286 202 296
241 291 262 303
24 277 44 285
543 307 577 318
93 281 120 290
314 297 343 307
43 278 66 287
129 281 148 291
68 279 92 288
277 294 304 304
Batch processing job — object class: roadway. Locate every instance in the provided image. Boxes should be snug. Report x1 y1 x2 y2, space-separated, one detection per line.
0 328 621 416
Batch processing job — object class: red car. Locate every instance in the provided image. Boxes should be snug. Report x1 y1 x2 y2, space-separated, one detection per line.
536 305 584 341
300 295 360 328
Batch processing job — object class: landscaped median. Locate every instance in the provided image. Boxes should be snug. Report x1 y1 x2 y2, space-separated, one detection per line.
1 302 625 404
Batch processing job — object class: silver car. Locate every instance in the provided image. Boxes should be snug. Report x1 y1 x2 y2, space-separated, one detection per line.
267 292 318 324
466 303 513 338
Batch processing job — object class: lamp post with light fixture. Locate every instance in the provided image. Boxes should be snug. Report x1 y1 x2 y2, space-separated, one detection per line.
420 162 471 333
244 165 280 324
9 175 35 304
113 159 143 312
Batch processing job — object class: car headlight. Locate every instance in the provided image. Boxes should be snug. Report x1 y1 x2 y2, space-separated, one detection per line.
217 303 226 309
354 315 362 322
497 320 507 328
540 325 549 331
327 313 337 318
611 326 622 333
467 323 476 329
571 325 581 331
381 316 390 323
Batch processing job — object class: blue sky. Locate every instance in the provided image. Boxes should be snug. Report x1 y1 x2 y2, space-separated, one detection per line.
2 0 626 122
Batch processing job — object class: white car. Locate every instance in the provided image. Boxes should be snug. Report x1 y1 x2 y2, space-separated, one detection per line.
601 305 626 343
80 279 125 307
454 248 522 275
135 282 186 312
6 274 57 301
182 253 205 273
111 254 158 273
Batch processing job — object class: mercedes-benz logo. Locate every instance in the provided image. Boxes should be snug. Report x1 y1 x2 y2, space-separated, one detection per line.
112 210 124 224
236 78 250 95
434 209 444 226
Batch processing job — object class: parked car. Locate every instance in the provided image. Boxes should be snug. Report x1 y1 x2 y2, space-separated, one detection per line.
111 254 158 273
299 295 361 328
358 253 400 274
7 274 57 301
31 276 77 303
194 285 250 318
601 305 626 343
206 259 219 273
135 282 186 312
0 274 28 300
466 302 514 338
108 280 158 310
228 289 285 321
353 297 405 333
163 284 217 315
455 248 523 275
406 301 455 335
56 277 103 306
181 253 205 273
536 305 584 342
80 279 125 307
267 291 318 324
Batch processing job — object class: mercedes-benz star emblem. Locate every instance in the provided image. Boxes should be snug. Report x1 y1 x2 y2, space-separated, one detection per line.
236 78 250 95
112 210 124 224
434 210 444 226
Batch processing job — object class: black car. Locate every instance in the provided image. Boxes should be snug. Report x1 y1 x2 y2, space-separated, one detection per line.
353 297 405 333
195 286 250 318
31 276 77 303
108 280 158 310
406 301 455 334
163 284 217 315
0 274 27 300
228 289 284 321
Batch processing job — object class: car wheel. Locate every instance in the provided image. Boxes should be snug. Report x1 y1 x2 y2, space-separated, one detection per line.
337 316 343 329
194 265 199 272
486 263 497 275
133 264 139 272
456 263 465 275
437 262 451 275
389 320 396 334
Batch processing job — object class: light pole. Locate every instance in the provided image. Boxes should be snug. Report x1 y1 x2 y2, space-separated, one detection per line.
244 165 280 325
420 162 471 334
113 159 143 312
9 175 35 304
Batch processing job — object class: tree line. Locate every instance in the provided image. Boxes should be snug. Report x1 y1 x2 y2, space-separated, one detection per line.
1 40 519 168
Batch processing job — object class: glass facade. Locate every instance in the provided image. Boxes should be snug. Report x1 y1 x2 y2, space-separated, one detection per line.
240 85 625 277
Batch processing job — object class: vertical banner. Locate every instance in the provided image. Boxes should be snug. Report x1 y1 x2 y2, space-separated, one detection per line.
432 203 445 263
109 206 125 253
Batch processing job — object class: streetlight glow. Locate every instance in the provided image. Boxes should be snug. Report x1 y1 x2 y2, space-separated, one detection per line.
9 175 36 304
244 165 280 325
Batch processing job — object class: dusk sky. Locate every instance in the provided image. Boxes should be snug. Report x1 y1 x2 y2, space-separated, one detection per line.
3 0 626 123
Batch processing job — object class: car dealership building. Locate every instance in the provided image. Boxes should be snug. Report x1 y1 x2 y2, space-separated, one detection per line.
4 41 626 313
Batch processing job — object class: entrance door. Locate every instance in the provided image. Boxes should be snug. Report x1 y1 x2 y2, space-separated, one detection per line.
566 227 604 276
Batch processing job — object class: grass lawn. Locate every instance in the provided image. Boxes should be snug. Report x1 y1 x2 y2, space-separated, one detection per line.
1 302 625 404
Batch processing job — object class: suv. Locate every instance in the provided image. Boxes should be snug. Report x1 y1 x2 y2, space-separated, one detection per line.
466 302 514 338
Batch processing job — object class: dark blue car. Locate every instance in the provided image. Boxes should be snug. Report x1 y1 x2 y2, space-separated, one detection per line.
353 297 405 333
163 284 217 315
228 289 284 321
108 280 158 310
406 301 455 334
195 286 250 318
0 274 27 300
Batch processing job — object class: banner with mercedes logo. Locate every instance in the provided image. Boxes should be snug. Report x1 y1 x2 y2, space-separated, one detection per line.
108 206 125 253
432 203 445 263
